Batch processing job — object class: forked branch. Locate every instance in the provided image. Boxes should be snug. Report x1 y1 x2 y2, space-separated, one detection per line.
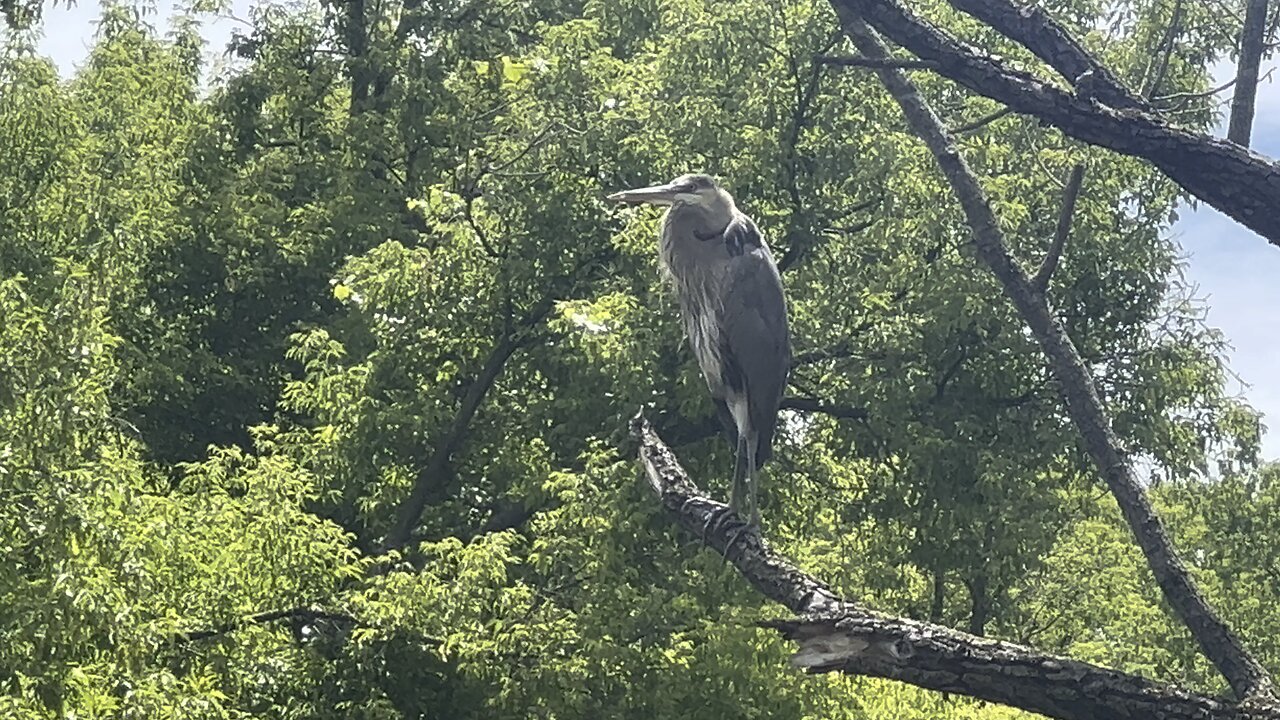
826 0 1280 248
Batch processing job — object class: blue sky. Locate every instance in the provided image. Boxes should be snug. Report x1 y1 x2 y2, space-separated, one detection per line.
1174 65 1280 461
32 3 1280 460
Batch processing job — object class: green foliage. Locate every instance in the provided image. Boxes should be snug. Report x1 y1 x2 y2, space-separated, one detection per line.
0 0 1276 717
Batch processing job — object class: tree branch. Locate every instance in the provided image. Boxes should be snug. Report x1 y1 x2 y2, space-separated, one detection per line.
631 414 1280 720
780 396 870 420
826 0 1280 249
779 199 878 273
384 246 612 550
385 333 522 551
1032 163 1085 293
817 54 939 70
951 106 1013 133
1139 0 1184 100
945 0 1146 110
833 8 1276 702
176 606 363 644
1228 0 1270 146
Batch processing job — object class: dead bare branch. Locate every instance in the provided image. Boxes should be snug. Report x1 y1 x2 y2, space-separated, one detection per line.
631 414 1280 720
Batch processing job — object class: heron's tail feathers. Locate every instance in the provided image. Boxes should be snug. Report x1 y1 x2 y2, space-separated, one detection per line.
713 398 774 470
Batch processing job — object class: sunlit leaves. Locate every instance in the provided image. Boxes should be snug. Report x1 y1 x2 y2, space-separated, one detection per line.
1 0 1274 717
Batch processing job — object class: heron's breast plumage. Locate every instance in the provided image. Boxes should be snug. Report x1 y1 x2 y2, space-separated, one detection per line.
660 210 736 396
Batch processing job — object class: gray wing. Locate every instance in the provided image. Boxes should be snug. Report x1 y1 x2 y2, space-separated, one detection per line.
717 213 790 468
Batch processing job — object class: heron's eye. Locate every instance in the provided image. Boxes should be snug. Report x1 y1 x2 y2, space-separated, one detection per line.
677 183 697 193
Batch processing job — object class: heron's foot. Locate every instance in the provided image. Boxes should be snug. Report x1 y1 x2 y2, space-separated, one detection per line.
728 490 760 534
700 504 737 544
678 494 703 516
723 515 758 554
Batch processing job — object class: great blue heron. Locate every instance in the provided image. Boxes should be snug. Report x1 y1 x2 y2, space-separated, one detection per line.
609 173 790 526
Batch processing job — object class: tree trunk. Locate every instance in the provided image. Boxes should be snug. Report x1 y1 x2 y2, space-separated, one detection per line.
1228 0 1270 146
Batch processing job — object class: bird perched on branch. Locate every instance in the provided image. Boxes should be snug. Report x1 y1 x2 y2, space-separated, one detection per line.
608 173 790 527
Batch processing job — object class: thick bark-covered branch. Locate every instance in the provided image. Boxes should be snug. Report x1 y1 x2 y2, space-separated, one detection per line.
826 0 1280 248
945 0 1146 110
1229 0 1270 146
833 8 1276 702
632 414 844 613
631 415 1280 720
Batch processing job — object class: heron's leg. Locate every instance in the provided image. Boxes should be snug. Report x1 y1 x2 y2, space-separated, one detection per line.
745 433 761 528
705 434 750 543
729 432 749 514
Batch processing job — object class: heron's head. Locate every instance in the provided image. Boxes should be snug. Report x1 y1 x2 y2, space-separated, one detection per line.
607 173 730 208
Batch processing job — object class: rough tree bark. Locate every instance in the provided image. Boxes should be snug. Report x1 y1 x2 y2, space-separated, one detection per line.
632 415 1280 720
822 0 1280 248
945 0 1146 109
1229 0 1271 146
831 8 1275 702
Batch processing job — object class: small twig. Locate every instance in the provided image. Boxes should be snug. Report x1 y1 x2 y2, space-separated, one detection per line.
462 194 503 259
816 54 939 70
1138 0 1184 99
1032 163 1085 294
951 106 1013 133
1153 76 1241 105
780 397 870 420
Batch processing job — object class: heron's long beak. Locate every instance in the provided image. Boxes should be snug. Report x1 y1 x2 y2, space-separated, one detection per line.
606 182 682 206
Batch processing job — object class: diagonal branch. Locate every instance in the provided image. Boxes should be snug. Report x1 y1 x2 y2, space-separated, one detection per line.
631 415 1280 720
951 106 1013 133
832 8 1276 702
1140 0 1185 100
1032 163 1085 294
386 331 523 551
944 0 1147 110
826 0 1280 249
385 250 612 550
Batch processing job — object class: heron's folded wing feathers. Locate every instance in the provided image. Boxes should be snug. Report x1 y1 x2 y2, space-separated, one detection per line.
717 213 791 467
